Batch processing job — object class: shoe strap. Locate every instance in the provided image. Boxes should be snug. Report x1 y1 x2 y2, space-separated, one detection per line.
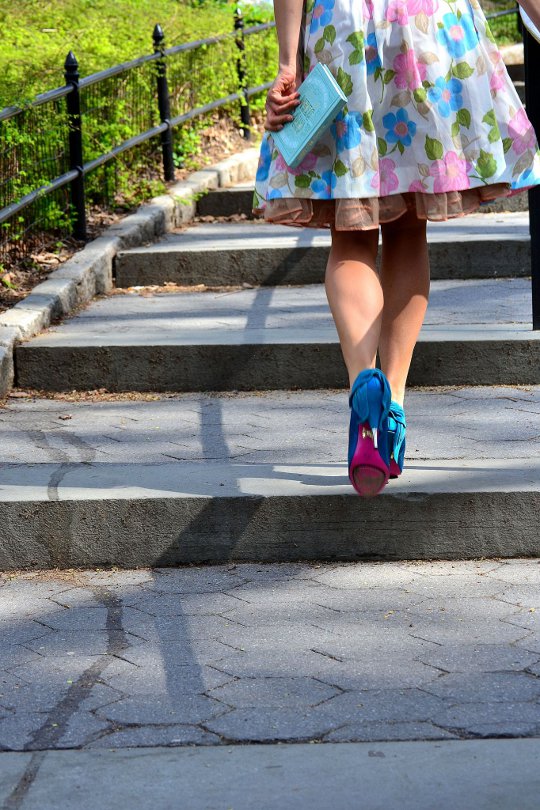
389 401 406 463
349 369 391 432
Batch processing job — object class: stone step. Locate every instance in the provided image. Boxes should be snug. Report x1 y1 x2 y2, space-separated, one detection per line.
1 740 538 807
15 277 539 392
0 387 538 568
116 214 531 288
506 62 524 83
197 185 529 220
196 173 528 223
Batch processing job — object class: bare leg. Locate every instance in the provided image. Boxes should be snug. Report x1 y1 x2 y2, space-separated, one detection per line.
325 226 381 388
378 209 430 406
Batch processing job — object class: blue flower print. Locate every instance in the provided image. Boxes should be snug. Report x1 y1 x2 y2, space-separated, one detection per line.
331 112 362 152
428 77 463 118
311 170 337 198
365 33 381 76
383 108 417 147
511 166 539 191
267 188 283 199
436 13 479 59
309 0 335 34
256 135 272 182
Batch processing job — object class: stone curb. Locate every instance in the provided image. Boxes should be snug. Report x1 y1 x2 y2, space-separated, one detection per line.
0 146 260 399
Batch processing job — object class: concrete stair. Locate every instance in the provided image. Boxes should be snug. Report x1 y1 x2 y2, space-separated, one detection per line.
0 387 539 568
196 178 528 223
14 277 540 391
116 215 531 287
3 198 539 568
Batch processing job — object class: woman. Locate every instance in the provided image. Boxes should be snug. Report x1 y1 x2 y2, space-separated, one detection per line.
254 0 540 497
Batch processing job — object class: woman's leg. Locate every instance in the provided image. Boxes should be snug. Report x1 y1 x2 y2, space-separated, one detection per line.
325 226 381 387
378 209 430 406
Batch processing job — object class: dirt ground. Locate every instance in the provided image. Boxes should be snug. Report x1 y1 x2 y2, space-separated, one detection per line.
0 114 263 315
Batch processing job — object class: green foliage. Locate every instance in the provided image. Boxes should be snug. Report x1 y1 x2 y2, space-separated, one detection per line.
0 0 277 243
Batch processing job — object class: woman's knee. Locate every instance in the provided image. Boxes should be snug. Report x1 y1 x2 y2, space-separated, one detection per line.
381 209 427 243
330 226 379 261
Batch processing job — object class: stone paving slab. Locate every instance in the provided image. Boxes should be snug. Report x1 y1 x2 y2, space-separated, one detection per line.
15 279 540 391
0 560 539 758
1 739 540 809
1 386 538 465
115 213 532 286
0 387 539 566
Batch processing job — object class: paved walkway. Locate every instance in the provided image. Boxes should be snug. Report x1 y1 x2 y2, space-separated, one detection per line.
1 559 539 754
2 739 540 809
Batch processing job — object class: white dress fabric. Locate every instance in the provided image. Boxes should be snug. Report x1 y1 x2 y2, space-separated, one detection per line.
253 0 540 228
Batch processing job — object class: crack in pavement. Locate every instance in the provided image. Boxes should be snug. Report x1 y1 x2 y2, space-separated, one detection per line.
21 428 97 501
3 586 130 809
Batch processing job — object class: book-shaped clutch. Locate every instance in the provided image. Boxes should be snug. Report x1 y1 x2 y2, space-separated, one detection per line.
272 62 347 170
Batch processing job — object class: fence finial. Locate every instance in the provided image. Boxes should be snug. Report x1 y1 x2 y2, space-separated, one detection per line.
153 24 165 50
64 51 79 76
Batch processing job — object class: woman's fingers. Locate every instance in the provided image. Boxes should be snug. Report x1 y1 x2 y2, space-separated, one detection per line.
267 96 300 114
263 70 302 131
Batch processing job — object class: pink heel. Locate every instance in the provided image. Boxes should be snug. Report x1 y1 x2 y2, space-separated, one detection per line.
347 369 391 498
349 424 389 498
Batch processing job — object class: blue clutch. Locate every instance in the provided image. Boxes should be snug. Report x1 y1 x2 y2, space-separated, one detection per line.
272 62 348 169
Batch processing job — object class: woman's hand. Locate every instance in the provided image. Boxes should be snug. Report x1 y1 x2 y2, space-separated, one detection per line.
264 65 301 132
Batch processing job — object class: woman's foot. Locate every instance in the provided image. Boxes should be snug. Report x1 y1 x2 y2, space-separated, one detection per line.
348 369 391 497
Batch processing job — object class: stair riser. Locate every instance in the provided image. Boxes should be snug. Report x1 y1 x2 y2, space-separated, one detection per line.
115 239 531 288
1 492 538 569
15 340 540 392
507 64 524 82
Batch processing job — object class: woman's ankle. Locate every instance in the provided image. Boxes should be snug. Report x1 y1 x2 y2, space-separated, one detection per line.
388 384 405 406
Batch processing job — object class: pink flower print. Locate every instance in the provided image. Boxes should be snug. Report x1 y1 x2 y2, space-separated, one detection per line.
508 109 537 155
275 150 318 176
386 0 409 25
363 0 374 19
393 50 427 90
374 157 400 196
489 66 506 93
429 151 470 192
407 0 439 14
409 179 427 192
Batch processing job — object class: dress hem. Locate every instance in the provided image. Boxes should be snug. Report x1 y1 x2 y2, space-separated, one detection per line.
253 183 528 231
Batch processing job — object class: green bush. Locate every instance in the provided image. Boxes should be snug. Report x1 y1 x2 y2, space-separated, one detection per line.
0 0 277 252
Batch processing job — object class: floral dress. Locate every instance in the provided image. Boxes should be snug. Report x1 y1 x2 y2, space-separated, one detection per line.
253 0 540 228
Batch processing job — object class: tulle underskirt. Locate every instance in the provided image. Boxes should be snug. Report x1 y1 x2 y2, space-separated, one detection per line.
255 183 524 230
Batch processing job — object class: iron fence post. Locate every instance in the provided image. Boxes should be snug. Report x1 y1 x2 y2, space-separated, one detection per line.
523 27 540 330
234 6 252 140
153 24 176 181
64 51 87 241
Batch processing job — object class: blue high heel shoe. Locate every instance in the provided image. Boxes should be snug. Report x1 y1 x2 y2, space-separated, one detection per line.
348 369 391 498
387 401 406 478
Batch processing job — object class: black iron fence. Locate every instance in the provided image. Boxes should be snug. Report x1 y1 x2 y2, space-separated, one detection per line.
0 9 276 260
1 6 539 327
